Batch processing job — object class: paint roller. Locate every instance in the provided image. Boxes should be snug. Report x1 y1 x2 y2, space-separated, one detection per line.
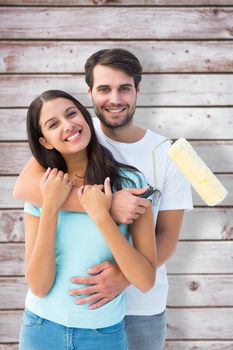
167 138 228 206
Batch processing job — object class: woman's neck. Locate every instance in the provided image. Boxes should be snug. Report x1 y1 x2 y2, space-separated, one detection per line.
64 151 88 187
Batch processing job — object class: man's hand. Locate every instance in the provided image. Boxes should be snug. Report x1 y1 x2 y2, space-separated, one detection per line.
110 188 151 224
69 261 129 309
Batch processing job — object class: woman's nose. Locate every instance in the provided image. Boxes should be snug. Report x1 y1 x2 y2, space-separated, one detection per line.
63 119 74 132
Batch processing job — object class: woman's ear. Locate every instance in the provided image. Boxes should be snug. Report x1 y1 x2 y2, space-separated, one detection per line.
39 136 54 150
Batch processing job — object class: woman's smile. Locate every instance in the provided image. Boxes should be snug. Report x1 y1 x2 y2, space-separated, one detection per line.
65 130 81 143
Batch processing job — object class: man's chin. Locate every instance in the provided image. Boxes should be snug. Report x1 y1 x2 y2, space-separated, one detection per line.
97 116 122 128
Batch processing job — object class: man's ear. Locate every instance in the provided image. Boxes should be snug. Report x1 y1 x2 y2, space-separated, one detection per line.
136 82 140 95
39 136 54 150
87 87 92 98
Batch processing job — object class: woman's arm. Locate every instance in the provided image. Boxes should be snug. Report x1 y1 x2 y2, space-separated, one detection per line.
13 157 150 218
25 207 58 297
78 179 156 292
25 169 72 297
13 157 84 211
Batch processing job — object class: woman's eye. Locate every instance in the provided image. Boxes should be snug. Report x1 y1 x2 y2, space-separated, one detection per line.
67 112 77 118
49 121 58 129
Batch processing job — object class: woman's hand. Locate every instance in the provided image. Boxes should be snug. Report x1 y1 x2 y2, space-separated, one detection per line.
77 177 112 221
40 168 72 210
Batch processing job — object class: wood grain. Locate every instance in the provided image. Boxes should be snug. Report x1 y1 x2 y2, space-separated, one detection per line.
1 241 233 275
1 141 232 174
1 108 233 141
1 274 233 309
1 74 233 107
167 275 233 306
1 1 233 5
0 8 233 40
166 308 233 339
1 208 232 242
0 2 232 348
1 41 233 73
167 241 233 274
1 308 233 342
1 175 232 209
164 341 233 349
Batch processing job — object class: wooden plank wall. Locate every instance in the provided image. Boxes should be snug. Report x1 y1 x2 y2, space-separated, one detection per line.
0 1 233 349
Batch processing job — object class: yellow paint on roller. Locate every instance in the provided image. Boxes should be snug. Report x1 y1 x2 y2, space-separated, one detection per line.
167 138 228 206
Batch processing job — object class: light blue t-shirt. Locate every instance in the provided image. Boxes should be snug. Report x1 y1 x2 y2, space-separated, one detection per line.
24 169 147 329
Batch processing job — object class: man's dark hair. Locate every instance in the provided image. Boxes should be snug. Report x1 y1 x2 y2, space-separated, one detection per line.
85 48 142 89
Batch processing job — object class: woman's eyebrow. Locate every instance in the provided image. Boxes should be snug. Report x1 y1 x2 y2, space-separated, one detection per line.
44 106 77 127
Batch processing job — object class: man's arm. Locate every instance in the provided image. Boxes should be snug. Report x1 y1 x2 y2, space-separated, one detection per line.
69 208 185 308
156 209 184 266
13 157 83 211
13 157 44 205
13 158 150 217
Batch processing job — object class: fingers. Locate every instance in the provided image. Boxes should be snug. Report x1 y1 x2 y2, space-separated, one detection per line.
57 170 65 178
78 295 111 310
124 187 149 195
87 261 113 274
41 167 51 184
70 289 111 309
104 177 112 197
75 293 104 306
77 185 84 199
69 285 98 296
135 205 146 215
41 168 72 189
137 198 151 208
63 172 71 185
77 184 91 200
89 298 111 310
49 169 71 183
71 275 97 285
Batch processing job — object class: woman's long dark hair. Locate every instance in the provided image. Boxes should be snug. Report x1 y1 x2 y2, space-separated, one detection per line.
27 90 142 190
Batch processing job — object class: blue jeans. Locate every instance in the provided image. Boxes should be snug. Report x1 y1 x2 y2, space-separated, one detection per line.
125 311 166 350
19 308 128 350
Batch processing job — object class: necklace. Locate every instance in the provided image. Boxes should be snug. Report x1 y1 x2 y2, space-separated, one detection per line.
71 173 85 188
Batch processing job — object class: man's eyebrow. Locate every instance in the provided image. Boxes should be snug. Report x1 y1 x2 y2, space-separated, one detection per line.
44 106 77 127
96 83 133 89
120 83 134 88
96 84 109 89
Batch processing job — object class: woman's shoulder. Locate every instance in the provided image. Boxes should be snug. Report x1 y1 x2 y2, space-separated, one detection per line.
24 202 41 216
118 168 147 189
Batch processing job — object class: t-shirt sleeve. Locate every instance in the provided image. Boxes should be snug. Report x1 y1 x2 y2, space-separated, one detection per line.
121 169 147 189
24 202 41 217
159 156 193 211
121 170 155 203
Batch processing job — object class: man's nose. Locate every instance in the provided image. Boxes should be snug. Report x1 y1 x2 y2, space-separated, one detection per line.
109 90 122 104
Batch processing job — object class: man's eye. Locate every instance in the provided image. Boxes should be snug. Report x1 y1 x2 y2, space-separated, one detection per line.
121 86 130 92
99 87 109 93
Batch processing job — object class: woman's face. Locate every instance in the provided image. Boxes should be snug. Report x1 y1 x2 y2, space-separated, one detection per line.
39 98 91 157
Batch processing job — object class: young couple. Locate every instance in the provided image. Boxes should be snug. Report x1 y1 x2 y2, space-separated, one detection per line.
14 49 192 350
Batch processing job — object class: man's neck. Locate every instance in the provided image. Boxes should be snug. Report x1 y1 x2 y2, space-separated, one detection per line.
100 123 146 143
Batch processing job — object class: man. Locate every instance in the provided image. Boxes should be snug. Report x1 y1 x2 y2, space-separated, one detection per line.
14 49 192 349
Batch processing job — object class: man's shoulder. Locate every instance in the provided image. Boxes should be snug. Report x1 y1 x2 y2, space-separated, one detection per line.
144 129 171 149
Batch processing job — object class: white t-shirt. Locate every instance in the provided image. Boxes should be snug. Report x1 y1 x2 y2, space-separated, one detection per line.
93 118 193 315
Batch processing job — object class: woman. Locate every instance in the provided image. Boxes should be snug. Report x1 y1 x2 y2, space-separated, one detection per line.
19 90 156 350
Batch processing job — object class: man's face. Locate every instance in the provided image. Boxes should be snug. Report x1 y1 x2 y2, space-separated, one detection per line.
88 65 139 129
